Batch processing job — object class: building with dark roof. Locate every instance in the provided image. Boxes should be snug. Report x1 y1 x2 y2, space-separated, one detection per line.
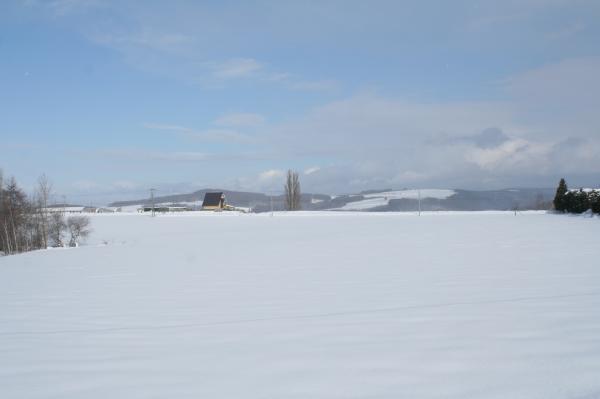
202 192 226 210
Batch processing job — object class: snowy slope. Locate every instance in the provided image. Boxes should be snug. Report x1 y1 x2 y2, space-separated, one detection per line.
338 189 456 210
1 212 600 398
364 189 456 200
337 196 389 210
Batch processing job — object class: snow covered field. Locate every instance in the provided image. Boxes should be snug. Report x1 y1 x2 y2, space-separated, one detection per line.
1 212 600 398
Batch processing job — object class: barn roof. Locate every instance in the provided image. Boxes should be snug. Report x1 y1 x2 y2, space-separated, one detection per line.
202 192 224 207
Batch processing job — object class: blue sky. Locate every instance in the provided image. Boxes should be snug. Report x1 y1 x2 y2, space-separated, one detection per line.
1 0 599 204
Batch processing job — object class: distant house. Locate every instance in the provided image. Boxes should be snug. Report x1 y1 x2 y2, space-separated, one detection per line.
202 192 226 211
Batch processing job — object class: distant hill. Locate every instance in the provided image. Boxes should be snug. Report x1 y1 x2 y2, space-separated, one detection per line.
109 188 555 212
329 188 555 212
111 189 267 208
109 189 331 212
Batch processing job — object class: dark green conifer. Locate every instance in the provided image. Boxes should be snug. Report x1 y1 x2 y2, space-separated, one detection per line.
553 178 568 212
590 191 600 214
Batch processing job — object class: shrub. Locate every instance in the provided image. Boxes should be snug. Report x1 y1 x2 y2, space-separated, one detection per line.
67 216 92 247
48 212 67 247
569 190 591 214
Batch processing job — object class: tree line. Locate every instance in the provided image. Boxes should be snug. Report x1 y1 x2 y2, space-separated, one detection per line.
553 178 600 215
0 170 91 256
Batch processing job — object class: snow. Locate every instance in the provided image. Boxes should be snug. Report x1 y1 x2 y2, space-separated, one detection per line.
338 196 389 210
363 189 456 200
1 212 600 398
338 189 456 210
569 188 600 193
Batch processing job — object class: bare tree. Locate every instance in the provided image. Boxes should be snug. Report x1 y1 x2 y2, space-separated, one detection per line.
67 216 92 247
284 169 302 211
0 172 85 255
35 174 52 248
48 212 67 247
0 178 29 254
0 169 4 254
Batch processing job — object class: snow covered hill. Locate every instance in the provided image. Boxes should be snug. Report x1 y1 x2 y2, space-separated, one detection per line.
107 187 556 212
338 189 456 210
1 212 600 398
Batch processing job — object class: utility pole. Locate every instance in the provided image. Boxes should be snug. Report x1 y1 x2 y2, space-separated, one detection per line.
266 189 281 216
150 188 157 217
418 189 421 216
62 195 67 214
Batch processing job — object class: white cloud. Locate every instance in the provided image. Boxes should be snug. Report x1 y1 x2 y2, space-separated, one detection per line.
90 28 334 90
258 169 285 181
256 55 600 189
208 59 334 91
34 3 337 92
268 93 517 160
227 169 288 193
465 138 547 171
304 166 320 175
120 55 600 191
18 0 600 191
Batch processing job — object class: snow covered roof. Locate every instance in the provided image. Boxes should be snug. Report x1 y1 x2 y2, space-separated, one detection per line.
569 188 600 193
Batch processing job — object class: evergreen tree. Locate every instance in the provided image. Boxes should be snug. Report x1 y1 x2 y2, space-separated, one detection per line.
589 190 600 214
570 189 590 214
562 191 574 213
553 178 568 212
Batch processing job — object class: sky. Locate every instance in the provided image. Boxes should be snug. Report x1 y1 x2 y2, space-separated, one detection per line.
1 0 599 204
